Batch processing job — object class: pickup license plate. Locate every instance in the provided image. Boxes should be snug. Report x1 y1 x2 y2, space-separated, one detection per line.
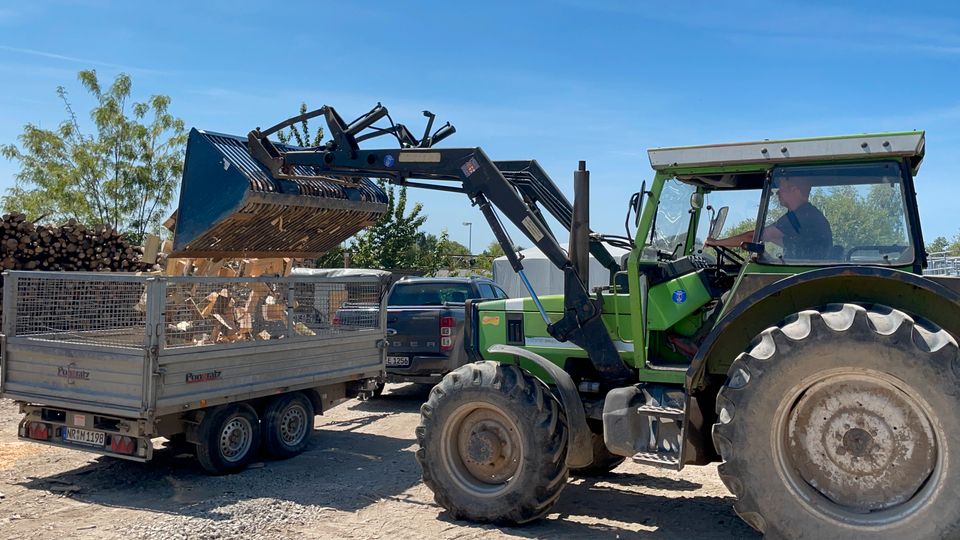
63 427 105 447
386 355 410 367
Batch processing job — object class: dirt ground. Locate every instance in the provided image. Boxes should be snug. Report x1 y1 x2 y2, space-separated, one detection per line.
0 385 757 539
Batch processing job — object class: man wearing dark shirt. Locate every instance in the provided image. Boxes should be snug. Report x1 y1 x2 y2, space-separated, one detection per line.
706 178 833 260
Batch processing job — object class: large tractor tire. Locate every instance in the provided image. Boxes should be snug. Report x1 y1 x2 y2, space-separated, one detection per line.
570 430 624 476
713 304 960 539
416 361 569 524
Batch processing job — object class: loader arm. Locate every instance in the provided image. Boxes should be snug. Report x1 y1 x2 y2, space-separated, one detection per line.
244 104 634 385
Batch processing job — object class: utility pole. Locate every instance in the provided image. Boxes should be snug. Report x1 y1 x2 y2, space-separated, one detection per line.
462 221 473 254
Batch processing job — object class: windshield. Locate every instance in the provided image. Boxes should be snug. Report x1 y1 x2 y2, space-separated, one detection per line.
645 179 696 260
388 282 478 306
695 188 763 250
758 162 913 265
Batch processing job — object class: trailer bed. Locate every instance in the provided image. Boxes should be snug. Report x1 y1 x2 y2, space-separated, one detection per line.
1 271 386 425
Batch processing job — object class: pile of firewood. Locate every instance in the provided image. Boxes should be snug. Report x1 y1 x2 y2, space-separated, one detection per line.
0 213 157 272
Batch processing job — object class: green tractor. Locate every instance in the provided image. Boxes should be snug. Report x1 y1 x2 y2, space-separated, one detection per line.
171 104 957 537
415 131 960 538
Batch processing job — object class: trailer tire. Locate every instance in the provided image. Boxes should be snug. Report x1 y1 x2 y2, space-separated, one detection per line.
195 403 261 475
570 431 624 476
713 304 960 539
416 361 568 524
262 392 315 459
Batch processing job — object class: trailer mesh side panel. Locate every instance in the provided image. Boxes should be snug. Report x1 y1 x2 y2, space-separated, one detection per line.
12 276 148 348
163 278 383 348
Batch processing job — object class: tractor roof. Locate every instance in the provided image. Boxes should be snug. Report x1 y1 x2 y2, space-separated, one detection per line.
647 131 925 187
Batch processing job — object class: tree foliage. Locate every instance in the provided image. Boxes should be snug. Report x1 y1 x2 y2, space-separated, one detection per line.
1 70 186 243
810 184 906 248
275 102 324 147
346 182 446 273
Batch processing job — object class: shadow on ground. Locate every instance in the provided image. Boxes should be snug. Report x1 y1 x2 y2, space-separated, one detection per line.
16 383 758 538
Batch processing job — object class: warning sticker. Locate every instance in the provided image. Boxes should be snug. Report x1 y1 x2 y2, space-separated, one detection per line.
481 316 501 326
461 158 480 177
522 217 545 242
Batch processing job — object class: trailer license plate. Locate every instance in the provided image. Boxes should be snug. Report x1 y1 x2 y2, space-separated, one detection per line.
63 427 105 447
386 356 410 367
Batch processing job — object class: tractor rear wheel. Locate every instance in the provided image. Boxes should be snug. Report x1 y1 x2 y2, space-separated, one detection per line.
416 362 569 524
713 304 960 539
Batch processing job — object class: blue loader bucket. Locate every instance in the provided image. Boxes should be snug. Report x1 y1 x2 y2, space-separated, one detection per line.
172 129 388 258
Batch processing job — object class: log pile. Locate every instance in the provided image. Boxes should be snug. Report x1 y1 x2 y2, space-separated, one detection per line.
0 213 158 272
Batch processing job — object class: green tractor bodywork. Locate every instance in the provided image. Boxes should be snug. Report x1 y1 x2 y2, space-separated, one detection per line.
464 129 960 466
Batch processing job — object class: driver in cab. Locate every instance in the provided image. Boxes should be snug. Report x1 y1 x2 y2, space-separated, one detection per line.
705 178 833 260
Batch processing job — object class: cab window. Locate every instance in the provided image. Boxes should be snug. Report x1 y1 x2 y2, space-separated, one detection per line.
644 179 696 260
757 162 913 265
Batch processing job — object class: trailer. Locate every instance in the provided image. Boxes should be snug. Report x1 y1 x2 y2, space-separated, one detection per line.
0 270 386 474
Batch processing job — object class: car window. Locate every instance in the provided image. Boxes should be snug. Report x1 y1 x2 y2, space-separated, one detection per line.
388 283 478 306
478 283 497 298
494 287 508 299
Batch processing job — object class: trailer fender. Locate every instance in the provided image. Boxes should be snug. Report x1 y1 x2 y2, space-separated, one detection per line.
487 344 592 469
689 266 960 390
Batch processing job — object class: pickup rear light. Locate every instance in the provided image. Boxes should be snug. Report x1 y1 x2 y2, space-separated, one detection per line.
110 435 137 455
440 316 456 351
26 422 50 441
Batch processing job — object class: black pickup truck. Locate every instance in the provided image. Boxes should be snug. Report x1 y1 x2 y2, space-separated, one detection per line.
382 276 507 387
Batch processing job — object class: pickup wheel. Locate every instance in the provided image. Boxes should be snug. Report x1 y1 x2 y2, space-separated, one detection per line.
416 362 569 524
262 392 314 459
713 304 960 539
570 431 624 476
195 403 261 475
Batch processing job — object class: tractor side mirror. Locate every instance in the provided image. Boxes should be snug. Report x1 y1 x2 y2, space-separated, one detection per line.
634 180 647 228
709 206 729 239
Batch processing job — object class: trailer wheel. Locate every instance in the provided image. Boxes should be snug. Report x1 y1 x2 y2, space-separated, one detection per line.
262 392 315 459
195 403 261 475
570 431 624 476
416 361 569 524
713 304 960 539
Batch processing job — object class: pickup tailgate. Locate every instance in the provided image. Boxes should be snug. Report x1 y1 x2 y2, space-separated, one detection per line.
386 307 444 355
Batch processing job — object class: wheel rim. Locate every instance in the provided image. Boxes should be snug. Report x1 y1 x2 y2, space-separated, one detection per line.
220 415 254 463
279 403 309 446
440 402 523 497
774 368 942 526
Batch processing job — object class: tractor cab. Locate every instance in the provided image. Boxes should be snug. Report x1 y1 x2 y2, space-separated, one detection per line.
632 132 926 337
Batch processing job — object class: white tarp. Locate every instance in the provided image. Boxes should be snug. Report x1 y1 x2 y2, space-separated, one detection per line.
492 245 629 298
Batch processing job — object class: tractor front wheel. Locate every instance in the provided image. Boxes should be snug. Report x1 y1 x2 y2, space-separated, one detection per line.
713 304 960 539
416 362 569 524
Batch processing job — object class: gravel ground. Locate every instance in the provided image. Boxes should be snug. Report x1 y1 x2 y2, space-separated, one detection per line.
0 385 758 539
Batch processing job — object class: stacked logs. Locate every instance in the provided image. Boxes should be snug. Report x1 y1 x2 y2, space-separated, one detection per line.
0 213 157 273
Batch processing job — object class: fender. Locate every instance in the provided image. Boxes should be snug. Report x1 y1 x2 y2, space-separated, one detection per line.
487 344 593 469
688 265 960 391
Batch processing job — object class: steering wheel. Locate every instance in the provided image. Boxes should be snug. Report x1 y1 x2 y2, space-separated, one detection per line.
713 244 745 265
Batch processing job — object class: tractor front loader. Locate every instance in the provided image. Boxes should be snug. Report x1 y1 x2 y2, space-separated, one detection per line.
174 105 960 539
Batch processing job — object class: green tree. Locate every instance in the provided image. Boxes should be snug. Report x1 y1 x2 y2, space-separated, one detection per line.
810 184 905 248
348 181 445 273
275 102 324 147
1 70 186 243
927 235 950 255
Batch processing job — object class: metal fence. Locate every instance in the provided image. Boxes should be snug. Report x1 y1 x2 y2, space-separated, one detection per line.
925 253 960 277
4 272 385 350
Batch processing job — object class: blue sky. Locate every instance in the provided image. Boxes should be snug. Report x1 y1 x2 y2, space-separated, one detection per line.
1 1 959 251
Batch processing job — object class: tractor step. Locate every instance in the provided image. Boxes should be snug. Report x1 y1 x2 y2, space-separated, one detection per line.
636 405 684 420
632 451 681 468
603 384 686 472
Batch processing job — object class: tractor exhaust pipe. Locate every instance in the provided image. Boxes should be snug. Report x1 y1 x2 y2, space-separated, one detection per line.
569 161 590 288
